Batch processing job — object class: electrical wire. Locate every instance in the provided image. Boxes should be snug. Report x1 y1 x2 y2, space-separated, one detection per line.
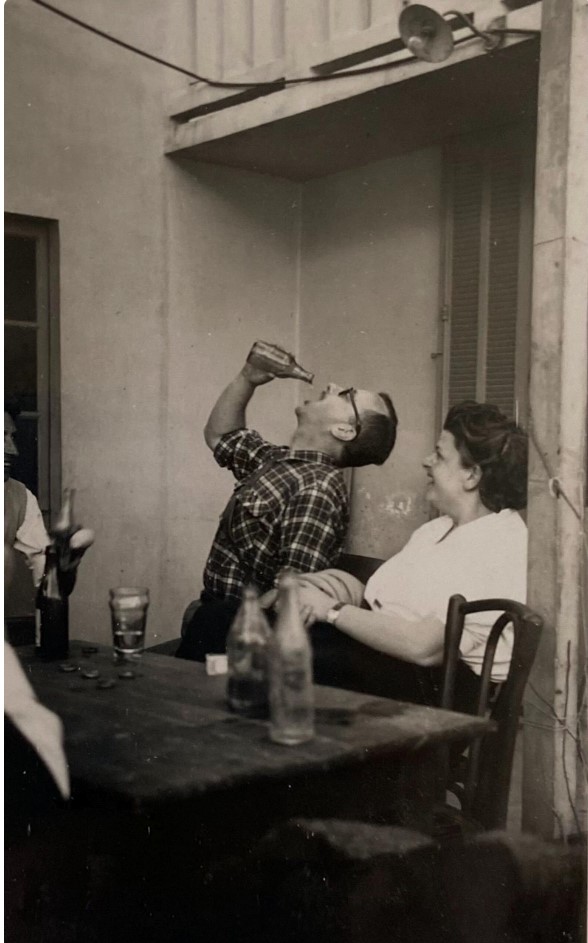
28 0 539 95
28 0 421 89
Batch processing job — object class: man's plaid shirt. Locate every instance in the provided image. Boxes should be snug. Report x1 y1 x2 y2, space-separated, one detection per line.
203 428 349 602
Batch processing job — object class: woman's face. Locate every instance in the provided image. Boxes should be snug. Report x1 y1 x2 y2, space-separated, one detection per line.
423 430 474 517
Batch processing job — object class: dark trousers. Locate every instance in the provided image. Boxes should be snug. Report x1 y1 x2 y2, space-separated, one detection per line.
175 598 485 716
175 596 241 662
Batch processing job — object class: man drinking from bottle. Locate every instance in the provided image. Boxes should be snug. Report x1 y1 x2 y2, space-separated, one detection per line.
176 345 398 661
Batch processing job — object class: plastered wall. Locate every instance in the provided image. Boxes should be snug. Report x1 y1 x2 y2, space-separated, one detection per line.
300 152 443 559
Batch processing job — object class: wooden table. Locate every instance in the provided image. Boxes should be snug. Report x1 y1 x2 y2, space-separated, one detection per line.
22 641 489 831
18 642 492 940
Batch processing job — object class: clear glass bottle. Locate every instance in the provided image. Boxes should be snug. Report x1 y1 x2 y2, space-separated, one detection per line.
247 340 314 384
36 543 69 660
226 585 271 718
269 573 315 745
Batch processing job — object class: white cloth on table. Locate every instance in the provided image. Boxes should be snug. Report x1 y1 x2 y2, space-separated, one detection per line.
364 510 527 683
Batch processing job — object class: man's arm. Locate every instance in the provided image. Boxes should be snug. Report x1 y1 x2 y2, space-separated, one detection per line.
13 490 50 585
204 363 275 451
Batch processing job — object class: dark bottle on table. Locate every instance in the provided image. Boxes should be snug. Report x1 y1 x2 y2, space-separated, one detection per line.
268 572 314 745
36 543 69 660
226 585 271 718
247 340 314 384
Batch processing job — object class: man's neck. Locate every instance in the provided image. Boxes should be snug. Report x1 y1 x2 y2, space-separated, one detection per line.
289 429 340 461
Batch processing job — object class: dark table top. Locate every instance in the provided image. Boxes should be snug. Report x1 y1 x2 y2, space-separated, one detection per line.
21 641 490 813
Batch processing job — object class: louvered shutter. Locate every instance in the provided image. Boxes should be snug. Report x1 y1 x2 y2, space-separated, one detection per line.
444 131 532 422
448 160 483 406
486 150 521 415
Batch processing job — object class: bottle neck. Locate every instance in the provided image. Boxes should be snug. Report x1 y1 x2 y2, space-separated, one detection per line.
53 488 76 538
275 588 305 641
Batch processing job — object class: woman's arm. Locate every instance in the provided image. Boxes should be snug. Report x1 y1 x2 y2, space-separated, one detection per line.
332 605 445 666
299 584 445 666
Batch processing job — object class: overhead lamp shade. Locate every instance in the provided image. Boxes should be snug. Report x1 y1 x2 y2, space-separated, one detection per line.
398 4 454 63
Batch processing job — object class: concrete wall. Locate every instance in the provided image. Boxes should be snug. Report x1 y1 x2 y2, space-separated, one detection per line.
5 0 442 643
300 152 443 558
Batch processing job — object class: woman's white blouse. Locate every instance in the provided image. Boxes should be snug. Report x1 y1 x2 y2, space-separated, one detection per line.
364 509 528 682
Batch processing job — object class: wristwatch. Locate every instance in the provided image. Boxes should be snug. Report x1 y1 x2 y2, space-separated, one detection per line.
325 602 346 625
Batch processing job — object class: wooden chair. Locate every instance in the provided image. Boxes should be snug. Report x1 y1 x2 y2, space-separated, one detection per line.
440 595 543 830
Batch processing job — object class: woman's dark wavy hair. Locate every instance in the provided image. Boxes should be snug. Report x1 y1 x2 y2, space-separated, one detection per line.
443 400 528 512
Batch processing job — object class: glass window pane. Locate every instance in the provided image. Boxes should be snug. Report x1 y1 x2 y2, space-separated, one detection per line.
4 236 37 322
4 324 38 410
11 415 39 497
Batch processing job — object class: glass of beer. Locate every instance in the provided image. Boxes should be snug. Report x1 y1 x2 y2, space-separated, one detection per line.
109 586 149 666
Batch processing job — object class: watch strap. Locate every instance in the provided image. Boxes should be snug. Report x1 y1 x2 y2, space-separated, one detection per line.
326 601 346 625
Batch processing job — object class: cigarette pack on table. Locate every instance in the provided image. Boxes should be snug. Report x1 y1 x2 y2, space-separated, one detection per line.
205 654 228 676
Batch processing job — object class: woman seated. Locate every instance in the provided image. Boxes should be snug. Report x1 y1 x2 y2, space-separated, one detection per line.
298 401 528 714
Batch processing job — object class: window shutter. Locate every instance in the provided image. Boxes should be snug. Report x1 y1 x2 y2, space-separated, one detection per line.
443 130 531 423
486 150 521 416
447 159 484 407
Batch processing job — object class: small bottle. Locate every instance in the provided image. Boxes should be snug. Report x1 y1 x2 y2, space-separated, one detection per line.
247 340 314 384
268 573 314 745
52 488 77 571
36 543 69 660
226 585 271 718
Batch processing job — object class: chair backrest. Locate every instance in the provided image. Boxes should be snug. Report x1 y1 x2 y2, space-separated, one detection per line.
441 595 543 829
337 553 383 586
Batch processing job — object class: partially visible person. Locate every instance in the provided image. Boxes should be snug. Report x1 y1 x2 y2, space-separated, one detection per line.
296 401 528 713
4 395 94 595
176 353 398 661
4 544 69 844
4 544 76 941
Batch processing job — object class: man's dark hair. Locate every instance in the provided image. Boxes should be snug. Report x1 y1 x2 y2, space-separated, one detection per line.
340 392 398 468
4 393 21 422
444 400 528 512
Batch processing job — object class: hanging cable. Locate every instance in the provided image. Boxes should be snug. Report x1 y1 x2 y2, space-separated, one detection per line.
27 0 421 88
28 0 538 94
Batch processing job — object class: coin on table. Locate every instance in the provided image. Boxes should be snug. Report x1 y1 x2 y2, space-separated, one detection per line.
58 663 78 673
118 670 135 680
96 678 116 690
81 668 100 680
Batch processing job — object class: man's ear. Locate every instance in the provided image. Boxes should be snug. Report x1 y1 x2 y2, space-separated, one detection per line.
330 422 357 443
463 464 482 492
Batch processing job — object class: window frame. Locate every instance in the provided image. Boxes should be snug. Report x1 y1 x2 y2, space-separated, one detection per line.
4 212 61 525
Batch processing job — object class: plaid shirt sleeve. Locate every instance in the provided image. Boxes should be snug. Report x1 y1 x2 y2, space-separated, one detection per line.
278 486 347 576
213 428 284 481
